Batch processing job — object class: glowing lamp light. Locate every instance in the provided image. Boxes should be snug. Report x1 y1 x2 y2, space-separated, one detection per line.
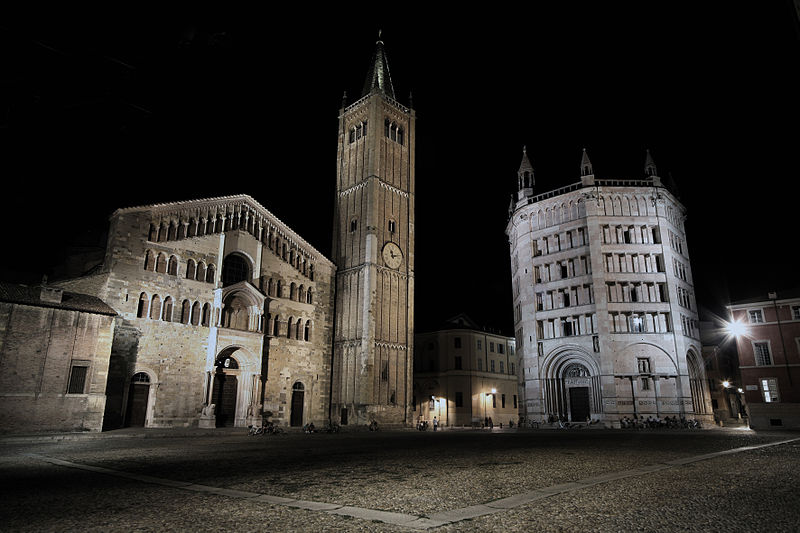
725 320 747 338
491 388 497 394
722 380 731 389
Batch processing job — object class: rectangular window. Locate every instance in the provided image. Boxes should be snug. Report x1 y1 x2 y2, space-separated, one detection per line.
454 356 462 370
477 359 483 371
492 394 497 408
477 340 482 350
637 357 651 374
754 342 772 366
641 377 650 391
501 394 506 408
455 391 463 407
454 337 462 348
511 362 515 375
67 363 89 394
489 342 495 352
792 306 800 320
490 360 496 372
749 310 764 323
498 344 504 354
513 395 518 408
761 378 779 402
499 361 504 374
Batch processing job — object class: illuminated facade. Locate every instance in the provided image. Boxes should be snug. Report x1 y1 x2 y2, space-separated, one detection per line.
506 148 712 425
48 37 415 430
331 37 416 427
728 291 800 429
414 315 519 427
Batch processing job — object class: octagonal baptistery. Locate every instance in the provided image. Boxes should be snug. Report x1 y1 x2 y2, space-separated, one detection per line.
506 148 712 427
57 194 335 429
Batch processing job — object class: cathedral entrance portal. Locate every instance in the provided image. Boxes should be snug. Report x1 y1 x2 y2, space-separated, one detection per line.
569 387 591 422
212 356 239 427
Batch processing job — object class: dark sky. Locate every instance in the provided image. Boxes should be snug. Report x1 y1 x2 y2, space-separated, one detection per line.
2 4 799 334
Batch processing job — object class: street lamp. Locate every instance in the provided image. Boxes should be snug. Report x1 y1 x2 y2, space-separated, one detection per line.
724 320 747 339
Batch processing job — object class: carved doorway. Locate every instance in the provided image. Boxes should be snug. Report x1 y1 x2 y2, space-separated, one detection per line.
569 387 591 422
212 356 239 427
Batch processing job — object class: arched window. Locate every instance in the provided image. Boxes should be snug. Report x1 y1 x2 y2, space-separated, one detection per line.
304 320 311 342
132 371 150 383
155 253 167 273
137 293 148 318
150 295 161 320
206 264 216 284
287 317 294 339
191 302 201 326
186 259 196 280
181 300 191 323
350 218 358 232
202 303 211 327
298 285 305 302
162 297 173 322
309 264 315 281
273 315 280 336
144 251 155 271
276 280 283 298
290 283 296 300
306 288 313 304
196 262 206 283
168 256 178 276
148 224 158 241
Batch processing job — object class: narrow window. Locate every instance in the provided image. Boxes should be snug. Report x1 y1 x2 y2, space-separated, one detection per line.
761 378 779 402
388 220 396 233
754 342 772 365
67 363 89 394
749 310 764 323
455 391 463 407
350 218 358 232
454 356 462 370
454 337 461 349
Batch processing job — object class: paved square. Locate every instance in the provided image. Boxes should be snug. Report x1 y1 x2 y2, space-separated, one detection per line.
1 427 798 531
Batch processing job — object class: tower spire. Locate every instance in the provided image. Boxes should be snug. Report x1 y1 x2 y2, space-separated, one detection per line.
361 32 396 99
580 147 595 186
517 146 535 200
644 149 658 177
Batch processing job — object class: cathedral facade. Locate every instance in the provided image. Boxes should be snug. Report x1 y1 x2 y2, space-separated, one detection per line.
55 37 415 430
506 148 713 426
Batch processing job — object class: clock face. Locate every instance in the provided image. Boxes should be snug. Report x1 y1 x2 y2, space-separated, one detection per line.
382 242 403 269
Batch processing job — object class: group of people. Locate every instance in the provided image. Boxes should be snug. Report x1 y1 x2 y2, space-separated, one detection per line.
620 415 702 429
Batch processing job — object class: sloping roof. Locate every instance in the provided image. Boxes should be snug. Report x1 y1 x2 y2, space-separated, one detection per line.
0 282 117 316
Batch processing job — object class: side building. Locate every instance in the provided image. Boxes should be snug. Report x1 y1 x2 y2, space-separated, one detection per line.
0 281 117 433
57 194 336 430
414 314 519 427
727 290 800 429
506 148 712 426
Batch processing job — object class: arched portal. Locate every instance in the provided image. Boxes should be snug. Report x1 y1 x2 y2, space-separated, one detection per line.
212 354 239 427
125 372 151 427
687 349 710 416
290 382 305 427
541 347 601 422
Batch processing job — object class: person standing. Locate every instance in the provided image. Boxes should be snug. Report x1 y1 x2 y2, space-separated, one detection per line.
433 417 438 431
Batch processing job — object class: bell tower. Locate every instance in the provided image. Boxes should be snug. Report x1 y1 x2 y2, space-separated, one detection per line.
331 34 416 427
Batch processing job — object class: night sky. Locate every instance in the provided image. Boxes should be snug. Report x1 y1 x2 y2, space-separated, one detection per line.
2 4 799 334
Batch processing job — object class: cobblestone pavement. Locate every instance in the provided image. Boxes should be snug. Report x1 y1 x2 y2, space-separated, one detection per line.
1 427 798 532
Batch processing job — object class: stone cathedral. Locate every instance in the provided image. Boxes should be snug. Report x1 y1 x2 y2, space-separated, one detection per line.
52 37 415 430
